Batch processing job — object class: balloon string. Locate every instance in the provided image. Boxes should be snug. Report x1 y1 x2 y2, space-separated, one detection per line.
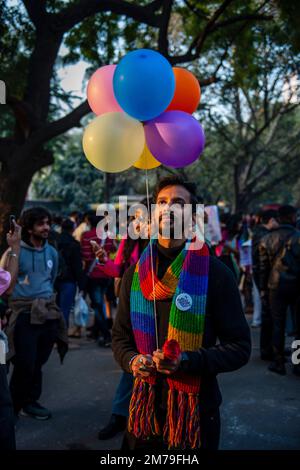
145 167 159 350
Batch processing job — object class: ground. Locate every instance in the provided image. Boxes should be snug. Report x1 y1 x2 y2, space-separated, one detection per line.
14 324 300 450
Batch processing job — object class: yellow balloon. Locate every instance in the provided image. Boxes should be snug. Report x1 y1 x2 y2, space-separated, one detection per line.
134 144 161 170
82 112 145 173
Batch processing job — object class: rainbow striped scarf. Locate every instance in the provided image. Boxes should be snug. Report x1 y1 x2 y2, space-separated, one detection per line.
129 239 209 449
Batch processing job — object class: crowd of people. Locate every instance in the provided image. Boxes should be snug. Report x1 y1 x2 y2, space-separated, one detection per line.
0 175 299 451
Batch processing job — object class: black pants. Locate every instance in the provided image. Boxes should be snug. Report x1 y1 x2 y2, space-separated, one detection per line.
86 278 111 340
269 287 300 360
10 313 59 414
260 292 273 356
122 408 221 451
0 364 15 450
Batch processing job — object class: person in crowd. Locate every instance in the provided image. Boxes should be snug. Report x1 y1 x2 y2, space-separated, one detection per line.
81 212 116 346
220 214 243 280
259 205 300 375
96 200 149 440
69 211 81 228
1 207 68 421
51 215 63 234
56 218 87 333
112 176 251 450
0 219 21 449
252 210 278 357
73 211 92 242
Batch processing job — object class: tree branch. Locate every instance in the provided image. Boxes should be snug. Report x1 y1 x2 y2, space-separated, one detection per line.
22 0 47 29
212 13 273 32
158 0 174 56
32 100 91 145
250 155 300 200
55 0 164 33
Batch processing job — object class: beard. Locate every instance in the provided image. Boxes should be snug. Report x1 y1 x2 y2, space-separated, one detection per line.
158 213 185 239
32 230 49 240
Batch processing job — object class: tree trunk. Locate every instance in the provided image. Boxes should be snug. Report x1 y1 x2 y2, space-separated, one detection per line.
0 143 53 254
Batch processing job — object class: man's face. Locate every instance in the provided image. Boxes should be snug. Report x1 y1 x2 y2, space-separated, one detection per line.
268 217 279 230
29 217 50 240
154 185 193 239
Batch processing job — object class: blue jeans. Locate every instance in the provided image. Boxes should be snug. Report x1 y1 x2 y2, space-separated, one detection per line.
57 281 77 327
112 372 133 417
87 278 110 340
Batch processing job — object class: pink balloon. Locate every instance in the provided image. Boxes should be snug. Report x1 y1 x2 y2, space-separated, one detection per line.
87 65 123 115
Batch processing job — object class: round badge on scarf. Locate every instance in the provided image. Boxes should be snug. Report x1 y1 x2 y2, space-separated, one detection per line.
47 260 53 269
175 293 193 311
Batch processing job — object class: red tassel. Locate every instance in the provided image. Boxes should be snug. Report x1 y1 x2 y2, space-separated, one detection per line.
163 339 181 361
163 388 177 447
128 378 160 440
188 394 201 449
174 391 187 448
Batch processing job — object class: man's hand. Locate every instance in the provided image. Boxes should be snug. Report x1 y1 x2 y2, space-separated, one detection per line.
152 349 181 375
131 354 155 378
6 220 21 254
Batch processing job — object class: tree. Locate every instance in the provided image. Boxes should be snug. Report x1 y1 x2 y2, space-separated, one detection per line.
193 29 300 212
0 0 298 251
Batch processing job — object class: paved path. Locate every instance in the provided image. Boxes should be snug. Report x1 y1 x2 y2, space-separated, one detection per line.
15 326 300 450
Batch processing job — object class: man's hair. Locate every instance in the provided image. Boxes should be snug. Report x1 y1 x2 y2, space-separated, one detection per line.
20 207 51 242
261 209 278 225
61 218 75 233
152 175 199 212
278 205 297 225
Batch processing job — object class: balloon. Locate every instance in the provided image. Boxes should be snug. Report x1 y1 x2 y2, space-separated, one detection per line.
134 144 161 170
166 68 201 114
144 111 205 168
113 49 175 121
87 65 123 115
82 112 145 173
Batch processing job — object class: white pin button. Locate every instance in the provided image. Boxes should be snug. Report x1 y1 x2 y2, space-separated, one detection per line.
175 293 193 311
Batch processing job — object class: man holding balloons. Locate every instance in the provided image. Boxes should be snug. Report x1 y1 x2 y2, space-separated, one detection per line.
83 49 251 449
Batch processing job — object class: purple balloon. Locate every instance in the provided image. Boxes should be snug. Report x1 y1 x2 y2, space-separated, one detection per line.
144 111 205 168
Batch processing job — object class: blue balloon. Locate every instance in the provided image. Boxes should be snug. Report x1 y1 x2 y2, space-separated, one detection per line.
113 49 175 121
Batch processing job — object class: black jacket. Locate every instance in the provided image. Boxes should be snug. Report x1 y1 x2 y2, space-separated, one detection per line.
259 224 300 291
56 232 86 291
112 244 251 412
251 225 269 286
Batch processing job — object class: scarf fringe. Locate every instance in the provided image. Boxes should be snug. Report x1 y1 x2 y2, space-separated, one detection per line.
128 378 160 439
163 389 201 450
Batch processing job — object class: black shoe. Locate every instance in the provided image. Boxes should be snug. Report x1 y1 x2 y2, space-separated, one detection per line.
98 414 127 440
268 361 286 376
20 402 52 420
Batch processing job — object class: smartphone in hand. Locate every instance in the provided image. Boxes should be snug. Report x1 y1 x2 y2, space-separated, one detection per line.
9 215 16 233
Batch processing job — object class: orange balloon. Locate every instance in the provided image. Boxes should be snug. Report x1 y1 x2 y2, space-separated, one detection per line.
166 67 201 114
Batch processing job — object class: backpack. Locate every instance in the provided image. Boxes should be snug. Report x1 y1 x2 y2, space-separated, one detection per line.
273 231 300 287
280 234 300 281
